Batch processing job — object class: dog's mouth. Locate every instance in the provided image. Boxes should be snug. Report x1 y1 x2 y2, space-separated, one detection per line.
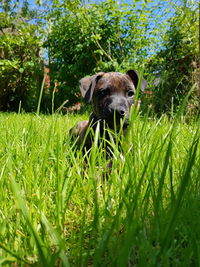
122 121 129 129
104 117 129 130
96 107 130 130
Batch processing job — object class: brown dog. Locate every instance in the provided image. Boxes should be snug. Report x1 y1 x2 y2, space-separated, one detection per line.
70 70 147 154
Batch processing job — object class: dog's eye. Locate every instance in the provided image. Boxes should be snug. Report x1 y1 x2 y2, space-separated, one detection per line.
99 88 109 97
127 90 134 97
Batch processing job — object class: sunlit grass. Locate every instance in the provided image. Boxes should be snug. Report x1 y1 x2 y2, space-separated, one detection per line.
0 111 199 266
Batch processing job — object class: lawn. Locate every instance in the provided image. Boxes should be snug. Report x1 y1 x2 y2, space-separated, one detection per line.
0 111 200 266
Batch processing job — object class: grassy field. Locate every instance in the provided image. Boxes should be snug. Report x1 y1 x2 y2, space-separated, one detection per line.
0 111 200 266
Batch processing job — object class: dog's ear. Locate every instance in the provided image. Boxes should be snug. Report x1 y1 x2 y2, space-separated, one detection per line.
127 69 147 91
79 72 104 103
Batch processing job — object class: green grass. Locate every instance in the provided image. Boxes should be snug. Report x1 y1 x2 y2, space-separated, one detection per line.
0 111 200 266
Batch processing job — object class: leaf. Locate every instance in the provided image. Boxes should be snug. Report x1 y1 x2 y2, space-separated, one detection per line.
19 68 24 73
0 257 17 265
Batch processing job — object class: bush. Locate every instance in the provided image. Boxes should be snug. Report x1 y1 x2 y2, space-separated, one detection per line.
147 3 199 115
46 0 152 110
0 11 42 112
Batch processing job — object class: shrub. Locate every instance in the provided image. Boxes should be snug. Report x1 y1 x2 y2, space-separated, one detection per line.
147 2 199 115
0 11 42 112
46 0 151 110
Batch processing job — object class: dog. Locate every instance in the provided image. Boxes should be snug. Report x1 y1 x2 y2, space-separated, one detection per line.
70 69 147 166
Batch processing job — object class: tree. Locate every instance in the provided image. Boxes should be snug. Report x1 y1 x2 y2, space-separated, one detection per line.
147 2 199 115
0 1 43 111
45 0 151 110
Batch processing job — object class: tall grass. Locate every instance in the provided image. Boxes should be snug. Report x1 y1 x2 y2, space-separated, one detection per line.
0 110 200 266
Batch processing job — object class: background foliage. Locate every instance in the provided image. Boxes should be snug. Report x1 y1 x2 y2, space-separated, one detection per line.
0 0 199 114
46 0 151 109
0 3 43 111
147 3 199 115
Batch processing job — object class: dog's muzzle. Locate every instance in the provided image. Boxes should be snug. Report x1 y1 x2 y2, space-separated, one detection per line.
103 106 130 129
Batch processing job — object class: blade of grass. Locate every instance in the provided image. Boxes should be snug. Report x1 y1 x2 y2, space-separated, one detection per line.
0 243 32 265
37 72 47 115
8 157 50 266
155 134 199 264
41 213 70 267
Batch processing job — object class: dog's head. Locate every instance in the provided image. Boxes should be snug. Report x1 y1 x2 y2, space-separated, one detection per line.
79 70 147 128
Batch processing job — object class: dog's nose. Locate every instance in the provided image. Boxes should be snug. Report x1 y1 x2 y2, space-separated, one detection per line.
118 108 126 116
115 107 127 118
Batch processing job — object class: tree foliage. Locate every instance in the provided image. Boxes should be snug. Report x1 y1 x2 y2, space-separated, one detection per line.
0 0 198 114
46 0 153 109
147 2 199 114
0 3 42 111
